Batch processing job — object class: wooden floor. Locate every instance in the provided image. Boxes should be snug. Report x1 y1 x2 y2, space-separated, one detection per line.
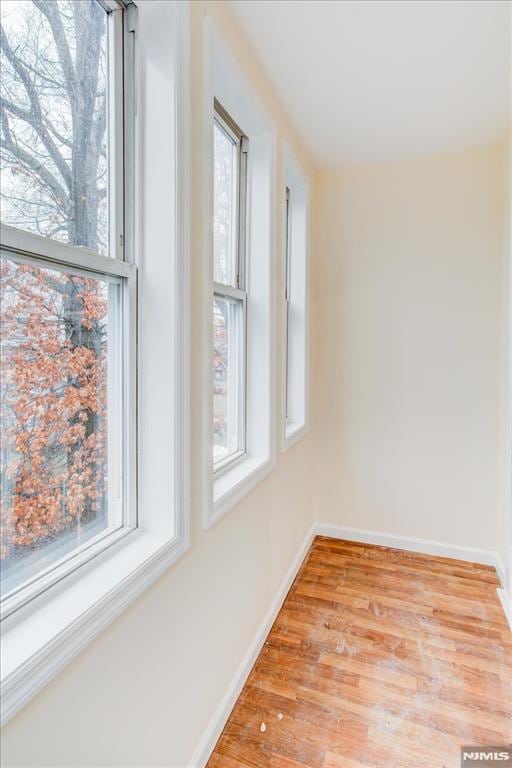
207 536 512 768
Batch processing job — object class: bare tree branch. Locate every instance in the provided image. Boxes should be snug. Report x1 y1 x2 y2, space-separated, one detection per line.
1 94 32 124
0 23 72 190
31 0 76 107
1 104 68 210
45 119 73 150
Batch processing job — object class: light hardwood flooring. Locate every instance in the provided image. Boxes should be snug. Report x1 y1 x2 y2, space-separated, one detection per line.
207 536 512 768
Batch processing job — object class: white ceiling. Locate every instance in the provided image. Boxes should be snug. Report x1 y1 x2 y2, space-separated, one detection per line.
229 0 510 169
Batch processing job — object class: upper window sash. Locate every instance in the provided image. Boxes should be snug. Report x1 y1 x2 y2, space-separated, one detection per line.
103 0 137 264
213 100 248 291
0 0 135 267
107 3 126 262
237 136 248 292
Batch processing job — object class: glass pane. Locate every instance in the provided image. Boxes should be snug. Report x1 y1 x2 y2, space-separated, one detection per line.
0 0 108 255
213 295 243 466
213 119 238 286
0 253 122 599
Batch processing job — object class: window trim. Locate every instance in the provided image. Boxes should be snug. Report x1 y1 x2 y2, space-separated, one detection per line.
0 0 191 725
281 140 310 452
202 17 276 528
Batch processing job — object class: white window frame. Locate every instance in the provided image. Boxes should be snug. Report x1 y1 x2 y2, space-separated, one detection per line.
0 0 191 725
0 0 136 620
213 101 248 474
203 17 276 528
282 141 310 451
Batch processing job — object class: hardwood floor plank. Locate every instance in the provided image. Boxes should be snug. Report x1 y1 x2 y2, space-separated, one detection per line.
206 537 512 768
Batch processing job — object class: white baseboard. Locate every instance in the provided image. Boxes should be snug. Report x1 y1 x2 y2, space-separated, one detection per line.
314 522 504 583
189 520 509 767
188 523 315 768
498 588 512 631
494 554 507 594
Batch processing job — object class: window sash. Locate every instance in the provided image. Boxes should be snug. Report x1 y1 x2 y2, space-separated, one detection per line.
284 186 291 422
0 0 130 264
213 116 239 287
107 4 126 262
213 101 248 291
104 0 136 264
0 240 137 620
213 286 246 473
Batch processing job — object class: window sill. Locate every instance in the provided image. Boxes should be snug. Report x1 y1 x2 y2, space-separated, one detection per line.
283 421 309 452
209 454 274 528
0 528 189 725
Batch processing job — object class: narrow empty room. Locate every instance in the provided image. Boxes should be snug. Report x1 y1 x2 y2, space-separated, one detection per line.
0 1 510 768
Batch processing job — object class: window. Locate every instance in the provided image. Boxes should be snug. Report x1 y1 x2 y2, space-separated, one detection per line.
213 102 248 471
0 0 135 617
203 17 275 527
282 141 310 450
284 186 291 421
1 0 190 725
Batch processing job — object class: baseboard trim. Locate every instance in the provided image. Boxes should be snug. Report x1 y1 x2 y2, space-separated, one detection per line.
314 521 504 582
494 555 507 594
188 523 316 768
497 588 512 631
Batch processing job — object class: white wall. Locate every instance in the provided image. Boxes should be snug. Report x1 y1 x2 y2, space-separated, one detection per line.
313 143 507 555
507 129 512 598
0 2 317 766
498 129 512 609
